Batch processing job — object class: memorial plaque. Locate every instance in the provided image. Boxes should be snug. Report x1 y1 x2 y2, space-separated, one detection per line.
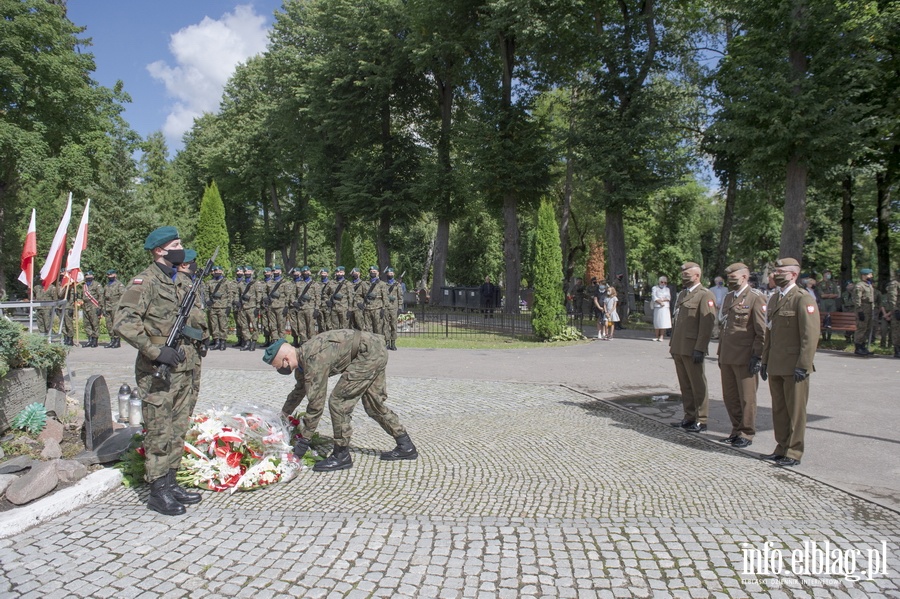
77 375 140 465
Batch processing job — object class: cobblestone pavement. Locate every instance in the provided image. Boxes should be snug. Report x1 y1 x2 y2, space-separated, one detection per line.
2 371 899 598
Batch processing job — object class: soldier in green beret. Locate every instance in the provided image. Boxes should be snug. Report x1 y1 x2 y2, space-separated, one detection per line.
884 267 900 358
348 267 365 330
80 271 102 347
383 267 402 350
360 266 389 342
204 265 229 350
114 226 204 515
852 268 876 355
102 269 126 348
325 266 354 330
292 266 318 344
264 333 418 471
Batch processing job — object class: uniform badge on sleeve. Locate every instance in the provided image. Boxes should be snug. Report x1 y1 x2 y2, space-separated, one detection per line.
762 305 767 312
806 304 816 314
132 278 143 285
707 300 714 307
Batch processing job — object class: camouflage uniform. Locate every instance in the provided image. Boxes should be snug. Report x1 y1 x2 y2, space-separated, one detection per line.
102 274 126 347
293 272 319 344
383 272 403 349
886 272 900 357
204 271 230 348
316 273 331 333
280 329 407 448
348 274 365 330
360 274 389 340
852 278 875 346
226 270 243 346
62 282 77 343
33 284 53 334
264 271 290 343
114 262 204 482
81 278 102 344
325 274 354 330
237 273 264 350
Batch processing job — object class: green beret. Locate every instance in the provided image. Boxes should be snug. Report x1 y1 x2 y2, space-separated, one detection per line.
106 269 117 275
319 267 329 273
245 265 254 271
85 271 94 277
272 265 282 270
350 267 360 274
775 257 801 268
213 265 222 270
369 265 379 271
335 265 345 271
262 338 287 365
860 268 873 275
385 268 395 275
300 265 310 272
143 226 179 250
184 249 197 262
236 266 244 272
724 262 749 274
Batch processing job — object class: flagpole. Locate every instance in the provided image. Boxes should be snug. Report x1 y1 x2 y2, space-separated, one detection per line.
28 271 34 333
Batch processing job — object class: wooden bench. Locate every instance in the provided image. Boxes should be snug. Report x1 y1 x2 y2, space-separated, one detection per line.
821 311 856 333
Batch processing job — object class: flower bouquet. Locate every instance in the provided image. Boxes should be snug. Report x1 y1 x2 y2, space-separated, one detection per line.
397 312 416 332
178 405 303 493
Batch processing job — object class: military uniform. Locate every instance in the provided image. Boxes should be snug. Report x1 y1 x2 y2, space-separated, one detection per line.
360 267 389 340
383 268 402 350
669 263 716 430
61 280 77 344
885 269 900 358
33 283 53 334
114 226 204 515
348 269 365 330
316 270 332 333
717 263 767 444
102 271 126 347
81 274 102 347
264 267 290 345
205 267 230 350
325 267 353 331
761 258 820 464
852 269 876 354
292 268 319 344
237 269 264 351
270 331 414 471
227 268 244 347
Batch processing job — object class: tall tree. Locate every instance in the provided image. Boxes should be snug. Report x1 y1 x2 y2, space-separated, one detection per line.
195 181 231 270
531 199 566 339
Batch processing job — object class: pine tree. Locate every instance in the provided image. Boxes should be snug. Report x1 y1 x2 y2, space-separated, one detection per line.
195 181 231 271
531 200 566 340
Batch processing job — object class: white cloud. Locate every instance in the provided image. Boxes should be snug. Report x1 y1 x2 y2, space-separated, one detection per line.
147 4 270 148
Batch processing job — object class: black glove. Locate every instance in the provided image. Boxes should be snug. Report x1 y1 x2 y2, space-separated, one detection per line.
232 301 240 310
96 308 103 316
199 340 209 357
254 308 260 317
262 298 271 307
858 311 865 322
760 364 768 381
313 309 320 319
691 350 704 364
156 346 185 366
292 300 301 310
793 368 808 382
749 356 761 375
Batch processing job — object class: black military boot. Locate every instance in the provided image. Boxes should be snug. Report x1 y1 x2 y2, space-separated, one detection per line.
249 339 257 352
114 337 122 348
380 433 418 461
292 435 310 458
147 475 186 516
104 337 114 348
240 340 251 351
894 345 900 359
91 336 99 348
389 340 397 351
232 336 244 348
64 336 74 346
167 469 201 505
313 445 353 471
854 343 869 356
218 339 226 351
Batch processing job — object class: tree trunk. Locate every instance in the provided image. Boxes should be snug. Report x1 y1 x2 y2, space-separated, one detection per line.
840 176 854 286
560 90 577 282
875 172 892 291
780 154 808 259
714 168 737 275
420 234 435 293
502 192 520 314
605 202 628 287
262 190 271 266
430 217 450 300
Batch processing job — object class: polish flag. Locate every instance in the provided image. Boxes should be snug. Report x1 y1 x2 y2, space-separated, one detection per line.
64 198 90 286
17 209 37 288
40 193 73 291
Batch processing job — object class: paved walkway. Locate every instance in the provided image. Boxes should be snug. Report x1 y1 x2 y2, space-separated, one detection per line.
1 333 898 597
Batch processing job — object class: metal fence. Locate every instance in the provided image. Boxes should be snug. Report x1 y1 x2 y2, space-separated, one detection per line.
396 305 589 339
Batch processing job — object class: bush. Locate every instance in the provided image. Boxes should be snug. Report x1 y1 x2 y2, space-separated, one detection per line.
0 317 68 379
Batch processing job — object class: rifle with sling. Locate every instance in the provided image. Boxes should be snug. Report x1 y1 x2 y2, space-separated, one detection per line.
154 247 218 381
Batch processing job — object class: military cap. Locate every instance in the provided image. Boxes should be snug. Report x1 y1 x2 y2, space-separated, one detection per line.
106 269 117 275
368 265 379 271
143 226 179 250
272 264 282 270
319 267 329 273
680 262 701 271
236 266 244 271
300 265 311 272
261 339 287 365
184 249 197 262
213 265 223 271
775 257 801 268
724 262 749 274
245 265 254 271
385 267 394 274
859 268 873 275
264 267 272 273
85 271 94 277
350 267 361 274
335 265 345 271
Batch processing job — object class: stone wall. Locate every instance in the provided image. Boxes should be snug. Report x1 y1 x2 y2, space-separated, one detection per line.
0 368 47 434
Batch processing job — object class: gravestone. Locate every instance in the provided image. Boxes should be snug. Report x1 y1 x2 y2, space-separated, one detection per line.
75 375 140 465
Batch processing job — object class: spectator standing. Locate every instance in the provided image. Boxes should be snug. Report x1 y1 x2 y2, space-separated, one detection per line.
480 275 497 318
604 286 619 340
651 276 671 342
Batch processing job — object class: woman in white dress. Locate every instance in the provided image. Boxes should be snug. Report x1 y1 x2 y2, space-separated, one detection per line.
651 276 671 341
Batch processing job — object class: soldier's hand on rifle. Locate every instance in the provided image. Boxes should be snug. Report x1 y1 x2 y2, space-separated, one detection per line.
292 300 301 310
200 339 210 357
157 346 185 366
232 300 240 310
96 308 103 317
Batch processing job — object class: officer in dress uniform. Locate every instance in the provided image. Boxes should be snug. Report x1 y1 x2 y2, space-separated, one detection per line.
717 263 767 448
81 271 102 347
114 226 204 515
102 270 126 348
759 257 820 467
852 267 876 356
325 266 353 330
669 262 716 432
384 267 403 350
265 332 417 472
293 266 319 344
205 265 230 350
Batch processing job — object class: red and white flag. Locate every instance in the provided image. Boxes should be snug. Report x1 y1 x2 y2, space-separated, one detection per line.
40 193 73 291
17 209 37 288
64 198 90 286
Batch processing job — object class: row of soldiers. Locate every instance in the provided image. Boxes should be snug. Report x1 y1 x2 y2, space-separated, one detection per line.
200 264 405 352
31 270 127 347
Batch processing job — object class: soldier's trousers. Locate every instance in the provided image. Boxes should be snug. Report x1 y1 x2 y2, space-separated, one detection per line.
83 307 100 338
327 341 405 447
36 309 52 334
893 318 900 346
296 309 316 342
768 374 809 460
208 308 229 340
672 353 709 425
348 310 363 331
238 308 257 341
363 308 385 339
384 309 398 342
135 367 195 481
719 363 758 439
854 306 874 344
267 308 286 339
63 309 75 337
331 309 349 330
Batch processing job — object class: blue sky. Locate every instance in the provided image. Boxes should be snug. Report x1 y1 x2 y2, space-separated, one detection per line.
66 1 283 153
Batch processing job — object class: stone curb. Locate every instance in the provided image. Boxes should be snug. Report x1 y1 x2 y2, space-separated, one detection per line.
0 468 122 539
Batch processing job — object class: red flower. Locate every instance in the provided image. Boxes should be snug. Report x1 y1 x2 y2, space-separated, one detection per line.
288 416 300 427
226 451 243 469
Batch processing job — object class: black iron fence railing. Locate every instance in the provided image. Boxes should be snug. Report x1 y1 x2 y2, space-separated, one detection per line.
396 305 590 338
